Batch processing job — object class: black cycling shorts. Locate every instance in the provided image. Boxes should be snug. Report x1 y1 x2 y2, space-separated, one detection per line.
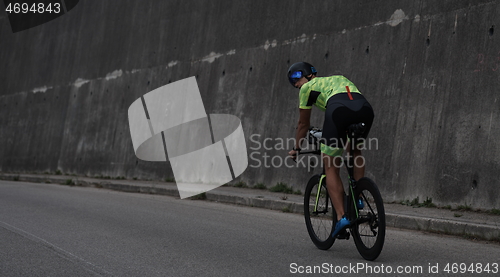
321 93 374 156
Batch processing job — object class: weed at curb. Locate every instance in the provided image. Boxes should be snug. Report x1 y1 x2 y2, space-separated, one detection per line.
270 182 294 194
223 181 249 188
400 196 436 208
490 209 500 215
233 181 248 188
282 205 292 213
456 203 472 212
253 183 267 190
189 192 207 200
422 197 436 208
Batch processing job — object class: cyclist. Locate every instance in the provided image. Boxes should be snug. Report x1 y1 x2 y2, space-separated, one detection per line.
287 62 374 238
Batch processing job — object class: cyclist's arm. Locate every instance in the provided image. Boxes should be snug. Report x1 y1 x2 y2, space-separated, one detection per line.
294 108 311 150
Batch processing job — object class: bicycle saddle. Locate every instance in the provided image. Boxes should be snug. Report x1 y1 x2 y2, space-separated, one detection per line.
348 123 366 138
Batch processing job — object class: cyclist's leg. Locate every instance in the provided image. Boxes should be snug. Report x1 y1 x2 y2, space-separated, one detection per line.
353 149 365 181
321 135 351 237
321 100 350 222
345 141 364 181
342 98 374 180
322 153 344 221
352 103 374 180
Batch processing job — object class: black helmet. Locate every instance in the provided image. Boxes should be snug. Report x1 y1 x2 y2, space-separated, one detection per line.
287 62 317 86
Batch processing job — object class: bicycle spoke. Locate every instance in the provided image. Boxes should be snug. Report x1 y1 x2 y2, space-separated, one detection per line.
351 178 385 261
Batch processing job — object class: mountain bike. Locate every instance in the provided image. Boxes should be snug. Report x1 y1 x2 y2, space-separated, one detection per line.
299 123 385 261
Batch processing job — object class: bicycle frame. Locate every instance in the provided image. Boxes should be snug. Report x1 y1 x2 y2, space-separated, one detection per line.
300 124 366 220
346 126 360 220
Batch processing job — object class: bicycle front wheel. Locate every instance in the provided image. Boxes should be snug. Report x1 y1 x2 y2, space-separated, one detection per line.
304 174 336 250
350 177 385 261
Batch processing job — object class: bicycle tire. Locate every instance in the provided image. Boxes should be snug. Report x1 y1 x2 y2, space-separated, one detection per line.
350 177 385 261
304 174 336 250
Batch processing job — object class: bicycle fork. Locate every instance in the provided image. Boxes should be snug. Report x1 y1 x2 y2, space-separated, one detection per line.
313 175 326 213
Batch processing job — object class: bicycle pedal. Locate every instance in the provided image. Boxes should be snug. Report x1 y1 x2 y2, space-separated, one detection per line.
336 230 350 240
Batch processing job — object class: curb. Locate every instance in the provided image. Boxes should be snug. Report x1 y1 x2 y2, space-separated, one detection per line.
205 192 304 214
0 174 180 197
1 173 499 242
386 213 500 241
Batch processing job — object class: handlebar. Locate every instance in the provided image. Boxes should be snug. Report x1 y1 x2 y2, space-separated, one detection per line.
296 127 322 155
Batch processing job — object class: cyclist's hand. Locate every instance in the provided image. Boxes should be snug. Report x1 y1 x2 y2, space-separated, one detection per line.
288 149 298 161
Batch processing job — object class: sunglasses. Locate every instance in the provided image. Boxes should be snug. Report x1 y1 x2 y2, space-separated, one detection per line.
288 71 303 86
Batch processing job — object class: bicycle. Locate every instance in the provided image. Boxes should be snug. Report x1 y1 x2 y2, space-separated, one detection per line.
299 123 385 261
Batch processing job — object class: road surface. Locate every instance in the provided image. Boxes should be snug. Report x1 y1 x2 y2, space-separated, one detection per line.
1 181 499 276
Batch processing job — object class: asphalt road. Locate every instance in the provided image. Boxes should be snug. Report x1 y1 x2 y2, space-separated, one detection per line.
1 181 499 277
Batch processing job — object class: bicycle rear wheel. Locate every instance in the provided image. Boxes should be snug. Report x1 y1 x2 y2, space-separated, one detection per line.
350 177 385 261
304 174 336 250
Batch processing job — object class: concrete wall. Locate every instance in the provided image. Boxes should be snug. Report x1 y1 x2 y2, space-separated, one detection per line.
1 0 499 209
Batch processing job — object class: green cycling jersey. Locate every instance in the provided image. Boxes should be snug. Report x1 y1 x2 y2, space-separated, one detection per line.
298 75 361 111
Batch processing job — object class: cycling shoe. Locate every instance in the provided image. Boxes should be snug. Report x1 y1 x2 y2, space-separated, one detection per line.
332 217 350 238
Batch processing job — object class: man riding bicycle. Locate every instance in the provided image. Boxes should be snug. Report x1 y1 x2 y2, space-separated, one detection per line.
287 62 375 238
